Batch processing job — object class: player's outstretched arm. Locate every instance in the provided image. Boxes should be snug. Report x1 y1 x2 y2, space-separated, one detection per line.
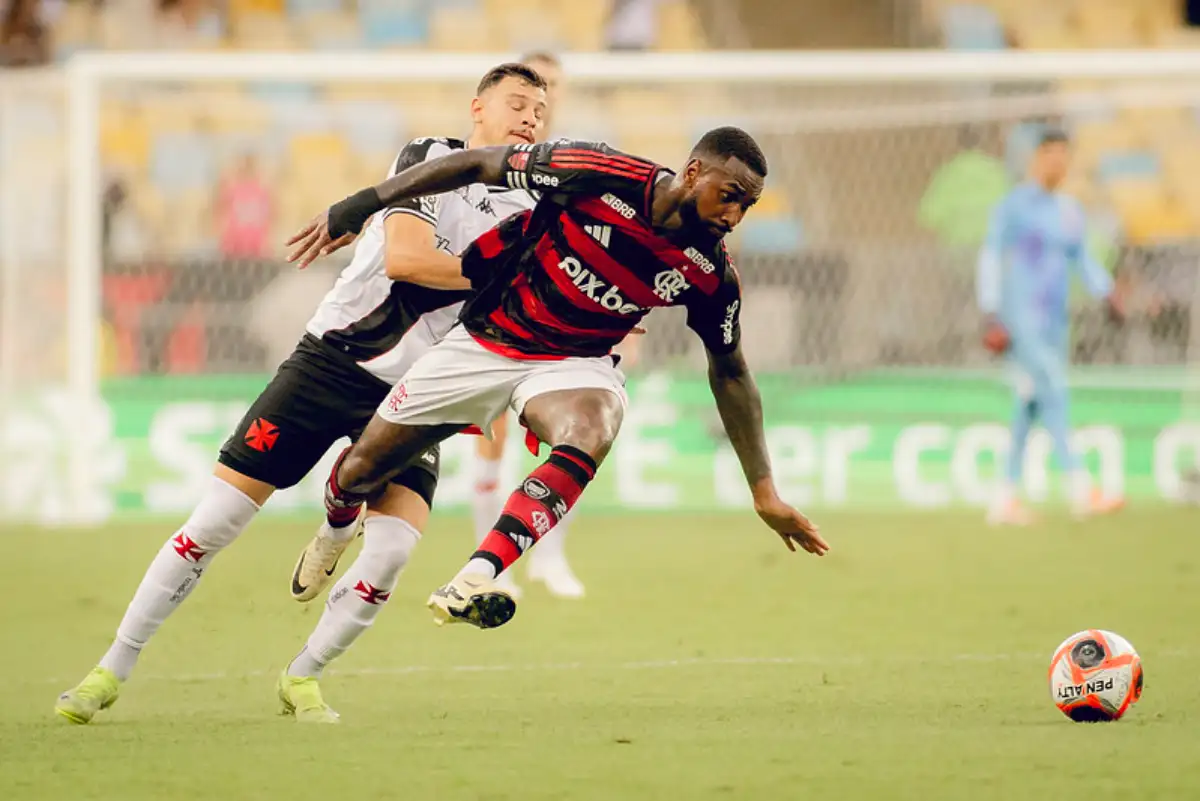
705 345 829 556
286 147 510 268
977 200 1010 353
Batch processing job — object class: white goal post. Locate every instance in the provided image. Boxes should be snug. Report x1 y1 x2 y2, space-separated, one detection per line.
14 48 1200 522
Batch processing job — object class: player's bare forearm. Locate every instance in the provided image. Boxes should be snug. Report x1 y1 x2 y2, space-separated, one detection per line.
387 250 470 290
706 346 773 498
374 147 509 209
329 148 510 239
384 215 470 290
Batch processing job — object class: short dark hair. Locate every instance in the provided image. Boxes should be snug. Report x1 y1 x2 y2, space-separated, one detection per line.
477 62 548 95
1039 126 1070 146
520 51 561 68
691 126 768 177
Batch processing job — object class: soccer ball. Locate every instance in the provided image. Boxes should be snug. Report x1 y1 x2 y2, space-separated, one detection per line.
1049 630 1144 722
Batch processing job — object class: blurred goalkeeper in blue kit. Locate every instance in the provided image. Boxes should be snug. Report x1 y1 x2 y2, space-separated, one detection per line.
977 128 1126 525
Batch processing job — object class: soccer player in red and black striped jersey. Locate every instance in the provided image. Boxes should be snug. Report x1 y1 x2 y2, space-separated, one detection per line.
287 128 830 630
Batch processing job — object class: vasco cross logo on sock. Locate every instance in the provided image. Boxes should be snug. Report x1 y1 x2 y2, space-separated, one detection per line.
171 532 206 562
353 581 391 605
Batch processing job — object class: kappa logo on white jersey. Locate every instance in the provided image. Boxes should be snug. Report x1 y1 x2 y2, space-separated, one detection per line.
417 195 439 220
601 193 637 220
721 300 740 344
652 269 689 302
557 257 642 315
584 224 612 248
684 247 716 274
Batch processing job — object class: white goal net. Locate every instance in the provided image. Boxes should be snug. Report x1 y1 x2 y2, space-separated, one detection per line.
3 51 1200 522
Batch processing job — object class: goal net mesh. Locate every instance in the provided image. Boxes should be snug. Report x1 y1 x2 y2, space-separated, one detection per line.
34 76 1200 376
2 62 1200 519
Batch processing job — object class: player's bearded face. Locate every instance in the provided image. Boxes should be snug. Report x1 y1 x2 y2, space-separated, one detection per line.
680 158 763 242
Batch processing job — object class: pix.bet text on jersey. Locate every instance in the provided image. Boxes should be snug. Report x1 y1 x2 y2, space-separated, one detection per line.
457 140 743 360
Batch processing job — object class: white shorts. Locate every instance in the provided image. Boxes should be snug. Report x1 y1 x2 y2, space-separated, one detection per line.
376 324 628 433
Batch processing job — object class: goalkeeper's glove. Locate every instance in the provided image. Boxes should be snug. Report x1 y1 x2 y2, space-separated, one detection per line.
981 316 1010 355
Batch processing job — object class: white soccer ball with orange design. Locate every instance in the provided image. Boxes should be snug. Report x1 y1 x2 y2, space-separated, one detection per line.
1049 630 1143 722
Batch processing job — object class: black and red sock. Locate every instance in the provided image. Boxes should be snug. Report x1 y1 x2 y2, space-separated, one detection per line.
472 445 597 575
324 447 367 528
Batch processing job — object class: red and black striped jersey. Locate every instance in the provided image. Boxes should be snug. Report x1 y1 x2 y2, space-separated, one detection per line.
457 140 743 360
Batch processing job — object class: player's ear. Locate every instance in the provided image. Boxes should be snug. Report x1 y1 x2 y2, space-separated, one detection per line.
682 158 704 186
469 96 485 125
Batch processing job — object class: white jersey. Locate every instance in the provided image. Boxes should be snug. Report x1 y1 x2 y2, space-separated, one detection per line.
305 137 539 384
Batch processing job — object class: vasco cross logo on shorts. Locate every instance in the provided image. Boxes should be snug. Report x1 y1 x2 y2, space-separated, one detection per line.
244 418 279 453
653 269 689 302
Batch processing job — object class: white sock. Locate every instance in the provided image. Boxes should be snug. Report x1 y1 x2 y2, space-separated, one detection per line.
1068 469 1091 508
471 457 504 547
460 557 499 581
288 515 420 678
99 476 260 681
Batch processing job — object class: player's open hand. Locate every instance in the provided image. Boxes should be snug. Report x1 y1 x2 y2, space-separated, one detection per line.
754 496 829 555
286 210 357 269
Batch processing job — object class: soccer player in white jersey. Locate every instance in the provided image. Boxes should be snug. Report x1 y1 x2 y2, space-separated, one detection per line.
470 51 589 599
54 63 547 724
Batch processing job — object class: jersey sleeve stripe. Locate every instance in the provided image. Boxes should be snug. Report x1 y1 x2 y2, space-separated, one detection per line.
550 149 655 171
549 161 655 183
548 156 654 177
475 223 507 259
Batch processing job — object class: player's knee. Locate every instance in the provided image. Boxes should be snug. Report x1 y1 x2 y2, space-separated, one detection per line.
552 393 623 462
361 516 421 579
184 475 262 551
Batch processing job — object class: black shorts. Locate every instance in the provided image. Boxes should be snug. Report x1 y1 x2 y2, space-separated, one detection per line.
218 334 440 506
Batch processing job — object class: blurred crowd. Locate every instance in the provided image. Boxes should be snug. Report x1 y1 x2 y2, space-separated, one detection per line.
0 0 670 66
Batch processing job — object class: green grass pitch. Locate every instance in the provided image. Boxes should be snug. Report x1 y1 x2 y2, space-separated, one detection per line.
1 509 1198 800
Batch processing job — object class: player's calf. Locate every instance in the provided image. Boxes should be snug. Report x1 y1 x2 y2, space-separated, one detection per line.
430 389 621 628
55 474 261 722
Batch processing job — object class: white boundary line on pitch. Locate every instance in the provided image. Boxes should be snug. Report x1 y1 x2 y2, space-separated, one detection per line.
37 651 1130 686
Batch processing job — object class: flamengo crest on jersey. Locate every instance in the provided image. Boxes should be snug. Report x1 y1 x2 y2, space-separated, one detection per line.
305 137 538 384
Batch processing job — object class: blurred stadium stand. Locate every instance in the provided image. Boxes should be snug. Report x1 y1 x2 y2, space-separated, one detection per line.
1 0 1198 379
